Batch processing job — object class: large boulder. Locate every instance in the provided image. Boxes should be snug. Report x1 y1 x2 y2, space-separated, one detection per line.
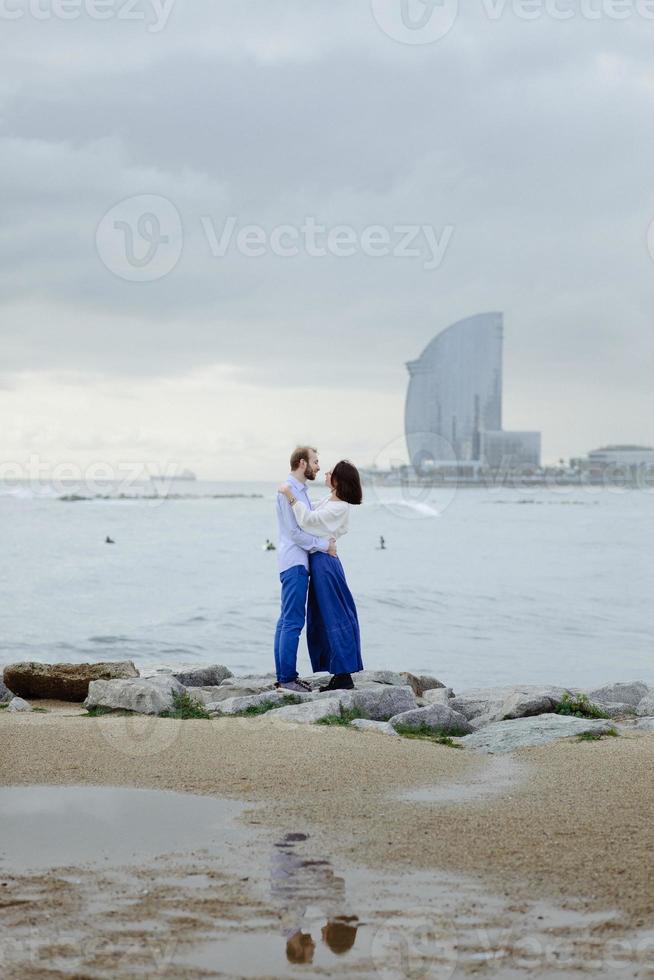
400 673 446 697
206 691 310 716
355 670 407 688
7 696 32 713
208 676 278 700
351 685 417 721
586 681 649 708
636 692 654 717
591 701 636 718
389 703 473 736
451 685 569 730
269 694 353 724
350 719 399 737
3 661 138 702
460 714 615 754
0 677 14 703
422 688 454 706
84 676 184 715
171 664 233 687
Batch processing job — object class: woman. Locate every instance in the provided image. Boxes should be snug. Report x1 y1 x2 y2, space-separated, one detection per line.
278 460 363 691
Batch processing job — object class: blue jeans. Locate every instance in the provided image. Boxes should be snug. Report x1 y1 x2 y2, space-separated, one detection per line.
274 565 309 683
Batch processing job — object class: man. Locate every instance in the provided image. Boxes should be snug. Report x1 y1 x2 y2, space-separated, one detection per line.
274 446 337 692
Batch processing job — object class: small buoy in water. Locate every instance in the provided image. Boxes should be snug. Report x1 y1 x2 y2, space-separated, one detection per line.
105 536 115 544
378 535 386 550
263 538 276 551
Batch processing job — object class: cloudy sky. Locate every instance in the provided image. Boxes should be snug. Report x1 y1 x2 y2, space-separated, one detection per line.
1 0 653 480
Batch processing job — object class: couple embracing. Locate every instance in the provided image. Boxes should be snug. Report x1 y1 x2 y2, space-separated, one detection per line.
274 446 364 694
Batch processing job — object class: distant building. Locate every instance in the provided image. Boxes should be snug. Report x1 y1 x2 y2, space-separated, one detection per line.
572 445 654 479
405 312 541 473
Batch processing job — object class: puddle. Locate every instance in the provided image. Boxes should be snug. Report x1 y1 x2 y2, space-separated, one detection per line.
394 755 528 804
0 785 247 871
0 785 652 979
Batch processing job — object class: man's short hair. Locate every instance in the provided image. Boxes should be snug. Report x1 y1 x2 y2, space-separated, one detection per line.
290 446 317 471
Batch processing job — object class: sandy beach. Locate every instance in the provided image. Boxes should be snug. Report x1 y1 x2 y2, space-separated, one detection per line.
1 705 653 978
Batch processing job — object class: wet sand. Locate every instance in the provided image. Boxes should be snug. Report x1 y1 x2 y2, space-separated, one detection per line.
1 708 653 976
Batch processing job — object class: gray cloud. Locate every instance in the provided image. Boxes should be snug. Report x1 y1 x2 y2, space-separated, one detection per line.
1 0 653 459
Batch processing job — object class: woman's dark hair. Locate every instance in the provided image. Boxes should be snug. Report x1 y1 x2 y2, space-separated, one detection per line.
331 460 362 505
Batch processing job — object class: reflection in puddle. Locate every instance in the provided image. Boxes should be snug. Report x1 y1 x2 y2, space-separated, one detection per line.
0 785 652 979
270 831 359 965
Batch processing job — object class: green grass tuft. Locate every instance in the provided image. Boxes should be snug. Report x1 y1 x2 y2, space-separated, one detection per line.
577 727 619 742
159 691 211 720
0 702 8 710
32 707 48 713
393 721 465 747
556 692 610 720
316 705 367 727
85 706 134 717
232 694 305 717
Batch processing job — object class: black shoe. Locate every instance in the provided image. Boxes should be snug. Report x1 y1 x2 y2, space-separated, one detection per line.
319 673 354 692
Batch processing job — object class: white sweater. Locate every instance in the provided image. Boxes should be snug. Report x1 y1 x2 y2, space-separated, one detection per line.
291 495 349 539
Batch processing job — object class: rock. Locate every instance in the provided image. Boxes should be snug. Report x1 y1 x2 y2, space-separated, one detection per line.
8 696 32 712
206 691 310 716
84 676 185 715
449 688 508 726
586 681 649 708
591 701 636 718
459 714 615 754
422 687 454 706
269 694 354 724
213 674 276 701
0 678 14 703
636 692 654 717
351 685 417 721
451 685 569 731
389 703 473 736
3 661 139 702
200 677 278 701
350 719 399 736
171 665 233 687
634 717 654 732
400 673 446 697
501 690 562 721
355 670 407 688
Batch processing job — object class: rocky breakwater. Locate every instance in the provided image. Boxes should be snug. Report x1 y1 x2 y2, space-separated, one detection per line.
3 661 653 754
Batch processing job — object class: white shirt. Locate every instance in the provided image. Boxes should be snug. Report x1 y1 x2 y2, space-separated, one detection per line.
291 495 349 539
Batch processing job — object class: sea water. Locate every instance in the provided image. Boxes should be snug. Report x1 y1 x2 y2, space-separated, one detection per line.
1 480 652 690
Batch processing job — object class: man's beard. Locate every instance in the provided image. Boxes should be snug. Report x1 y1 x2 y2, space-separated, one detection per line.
305 466 317 481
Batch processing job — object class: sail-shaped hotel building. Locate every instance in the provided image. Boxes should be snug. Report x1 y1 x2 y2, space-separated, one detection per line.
405 313 541 473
